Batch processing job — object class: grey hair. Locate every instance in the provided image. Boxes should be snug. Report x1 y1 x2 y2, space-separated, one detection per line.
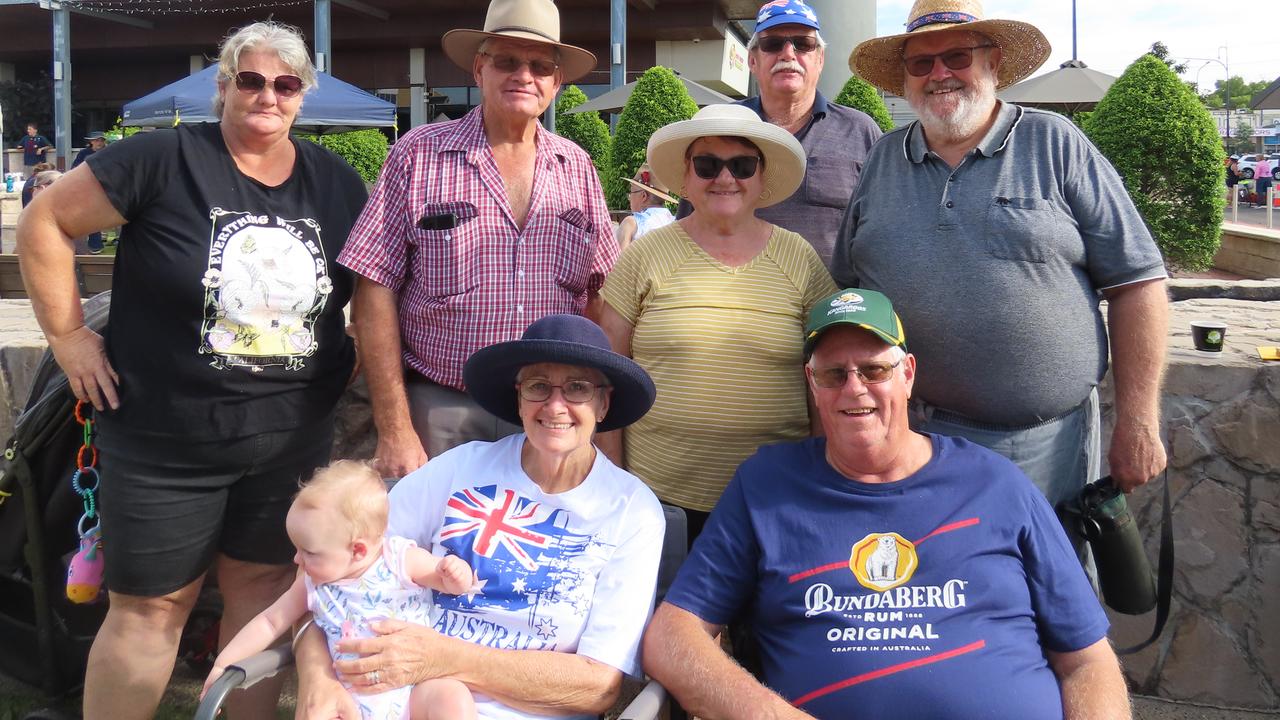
807 343 907 367
476 37 562 63
33 170 63 188
212 21 317 117
747 30 827 52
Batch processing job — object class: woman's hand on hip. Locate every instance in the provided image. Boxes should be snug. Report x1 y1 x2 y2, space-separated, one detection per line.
49 325 119 411
334 619 453 694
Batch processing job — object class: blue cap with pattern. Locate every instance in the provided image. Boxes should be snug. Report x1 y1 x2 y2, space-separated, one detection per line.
755 0 820 33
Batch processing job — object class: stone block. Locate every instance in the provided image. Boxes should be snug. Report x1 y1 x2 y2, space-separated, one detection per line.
1208 393 1280 474
1250 544 1280 697
1256 496 1280 543
1163 362 1255 403
1167 279 1280 302
1107 600 1178 691
1158 611 1275 708
1167 423 1210 470
1172 480 1247 606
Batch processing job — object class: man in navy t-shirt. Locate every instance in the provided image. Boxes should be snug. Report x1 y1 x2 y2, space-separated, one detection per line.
17 123 53 173
643 289 1130 719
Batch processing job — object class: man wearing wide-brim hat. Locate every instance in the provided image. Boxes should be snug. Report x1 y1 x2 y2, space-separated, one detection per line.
831 0 1170 570
338 0 619 478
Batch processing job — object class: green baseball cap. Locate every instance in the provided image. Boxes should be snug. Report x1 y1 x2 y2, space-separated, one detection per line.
804 288 907 355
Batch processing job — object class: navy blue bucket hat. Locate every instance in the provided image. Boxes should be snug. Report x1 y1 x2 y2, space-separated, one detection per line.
463 314 657 432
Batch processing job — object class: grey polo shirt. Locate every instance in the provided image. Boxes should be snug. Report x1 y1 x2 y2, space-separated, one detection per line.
832 102 1166 426
677 92 882 269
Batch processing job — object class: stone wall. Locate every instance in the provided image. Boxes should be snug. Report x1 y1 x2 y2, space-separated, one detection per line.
1100 284 1279 710
1217 223 1280 280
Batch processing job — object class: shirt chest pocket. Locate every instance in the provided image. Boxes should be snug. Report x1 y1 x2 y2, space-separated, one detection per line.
411 201 481 297
527 208 595 294
804 154 858 210
983 196 1075 263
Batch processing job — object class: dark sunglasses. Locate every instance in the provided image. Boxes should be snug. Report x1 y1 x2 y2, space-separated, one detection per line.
691 155 761 180
756 35 820 54
902 45 993 77
481 52 559 78
808 358 903 388
233 71 304 98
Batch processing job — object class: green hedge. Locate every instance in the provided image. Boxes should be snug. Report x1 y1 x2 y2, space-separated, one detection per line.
302 128 390 184
555 85 611 181
1084 54 1223 270
607 66 698 209
833 75 894 132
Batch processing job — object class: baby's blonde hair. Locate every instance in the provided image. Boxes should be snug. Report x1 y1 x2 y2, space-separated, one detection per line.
294 460 388 542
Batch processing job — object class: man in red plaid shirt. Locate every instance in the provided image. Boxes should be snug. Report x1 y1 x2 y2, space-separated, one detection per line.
339 0 617 477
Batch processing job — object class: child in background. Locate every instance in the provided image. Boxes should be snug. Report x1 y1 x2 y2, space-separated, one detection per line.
203 460 477 720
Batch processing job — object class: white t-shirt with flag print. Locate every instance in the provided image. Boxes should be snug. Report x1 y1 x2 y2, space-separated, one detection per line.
388 434 666 720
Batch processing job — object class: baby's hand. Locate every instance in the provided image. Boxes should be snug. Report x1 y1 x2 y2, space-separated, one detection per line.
437 555 474 595
200 665 226 701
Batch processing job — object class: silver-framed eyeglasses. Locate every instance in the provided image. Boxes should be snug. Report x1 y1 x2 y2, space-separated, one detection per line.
517 379 608 404
808 358 903 388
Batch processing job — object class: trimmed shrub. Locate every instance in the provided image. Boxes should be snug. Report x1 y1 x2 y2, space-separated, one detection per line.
555 85 611 180
303 128 390 184
833 75 894 132
1083 54 1224 270
607 66 698 209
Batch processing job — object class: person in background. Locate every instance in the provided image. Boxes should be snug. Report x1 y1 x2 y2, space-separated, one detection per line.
615 163 677 252
17 122 54 176
1252 155 1272 207
73 132 109 253
21 162 54 207
17 20 366 720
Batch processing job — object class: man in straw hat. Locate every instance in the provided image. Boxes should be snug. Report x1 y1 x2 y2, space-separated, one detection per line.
615 163 677 251
676 0 881 270
831 0 1169 571
339 0 617 478
643 288 1129 719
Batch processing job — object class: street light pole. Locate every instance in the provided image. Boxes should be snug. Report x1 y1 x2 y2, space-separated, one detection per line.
1185 51 1230 148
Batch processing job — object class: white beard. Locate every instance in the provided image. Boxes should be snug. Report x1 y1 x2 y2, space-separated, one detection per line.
906 69 998 144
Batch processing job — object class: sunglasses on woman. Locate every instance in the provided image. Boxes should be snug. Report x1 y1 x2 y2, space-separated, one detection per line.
756 35 820 54
480 52 559 78
691 155 761 180
902 45 994 77
233 71 304 98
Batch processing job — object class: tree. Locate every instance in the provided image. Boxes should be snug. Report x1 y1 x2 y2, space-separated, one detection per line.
1232 121 1255 155
553 85 610 181
833 75 894 132
606 66 698 209
1145 42 1188 75
1200 76 1267 110
0 73 53 144
1084 54 1224 270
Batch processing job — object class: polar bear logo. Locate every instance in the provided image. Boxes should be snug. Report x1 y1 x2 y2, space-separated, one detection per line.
865 535 899 583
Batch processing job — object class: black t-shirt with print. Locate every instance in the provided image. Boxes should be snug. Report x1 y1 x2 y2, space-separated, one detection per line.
87 123 366 440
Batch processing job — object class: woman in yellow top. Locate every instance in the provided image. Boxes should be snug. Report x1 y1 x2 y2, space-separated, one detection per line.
597 104 836 541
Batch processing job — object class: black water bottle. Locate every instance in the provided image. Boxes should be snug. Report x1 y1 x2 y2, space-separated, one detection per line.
1071 477 1157 615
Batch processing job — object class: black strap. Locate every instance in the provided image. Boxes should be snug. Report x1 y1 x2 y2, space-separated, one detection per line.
1114 470 1173 655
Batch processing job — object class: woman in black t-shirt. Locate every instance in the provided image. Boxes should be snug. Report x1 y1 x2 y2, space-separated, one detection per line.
16 20 367 720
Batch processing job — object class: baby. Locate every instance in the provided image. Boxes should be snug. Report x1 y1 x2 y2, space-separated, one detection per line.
204 460 476 720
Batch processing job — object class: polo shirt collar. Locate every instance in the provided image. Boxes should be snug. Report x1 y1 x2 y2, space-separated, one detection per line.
445 105 567 165
903 100 1024 164
740 91 829 121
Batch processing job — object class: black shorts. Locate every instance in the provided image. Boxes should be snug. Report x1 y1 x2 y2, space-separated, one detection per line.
96 418 334 597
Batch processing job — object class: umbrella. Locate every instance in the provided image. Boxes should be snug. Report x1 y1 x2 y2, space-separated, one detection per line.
122 64 396 133
998 60 1117 114
565 76 734 115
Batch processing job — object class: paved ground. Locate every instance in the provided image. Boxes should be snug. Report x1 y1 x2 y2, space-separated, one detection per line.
1222 200 1280 229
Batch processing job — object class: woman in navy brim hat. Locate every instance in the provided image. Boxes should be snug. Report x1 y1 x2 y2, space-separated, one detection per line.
318 314 665 719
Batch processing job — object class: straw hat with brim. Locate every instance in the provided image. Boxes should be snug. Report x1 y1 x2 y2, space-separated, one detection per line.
442 0 597 84
646 104 806 209
463 314 657 433
624 177 678 204
849 0 1050 98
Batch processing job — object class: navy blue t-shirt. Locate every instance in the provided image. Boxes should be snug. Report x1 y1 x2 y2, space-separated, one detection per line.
664 434 1108 720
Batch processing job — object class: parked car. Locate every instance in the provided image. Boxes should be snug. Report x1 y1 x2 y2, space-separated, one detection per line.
1235 155 1279 179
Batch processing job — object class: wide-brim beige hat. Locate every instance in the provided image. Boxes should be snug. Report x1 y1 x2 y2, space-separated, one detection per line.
849 0 1050 97
442 0 597 83
646 104 805 209
624 164 678 204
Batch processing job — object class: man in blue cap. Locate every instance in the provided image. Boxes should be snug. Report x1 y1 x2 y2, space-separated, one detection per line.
643 288 1129 719
676 0 881 269
73 132 108 253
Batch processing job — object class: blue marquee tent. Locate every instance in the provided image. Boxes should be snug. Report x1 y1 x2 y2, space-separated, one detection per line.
122 64 396 134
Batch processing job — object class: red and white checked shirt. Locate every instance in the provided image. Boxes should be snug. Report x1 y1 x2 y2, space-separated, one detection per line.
339 107 618 390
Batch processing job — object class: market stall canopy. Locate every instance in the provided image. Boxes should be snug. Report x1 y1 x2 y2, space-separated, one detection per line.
122 64 396 133
998 60 1117 113
566 76 734 115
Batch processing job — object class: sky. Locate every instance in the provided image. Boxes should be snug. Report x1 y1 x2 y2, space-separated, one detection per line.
872 0 1278 91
